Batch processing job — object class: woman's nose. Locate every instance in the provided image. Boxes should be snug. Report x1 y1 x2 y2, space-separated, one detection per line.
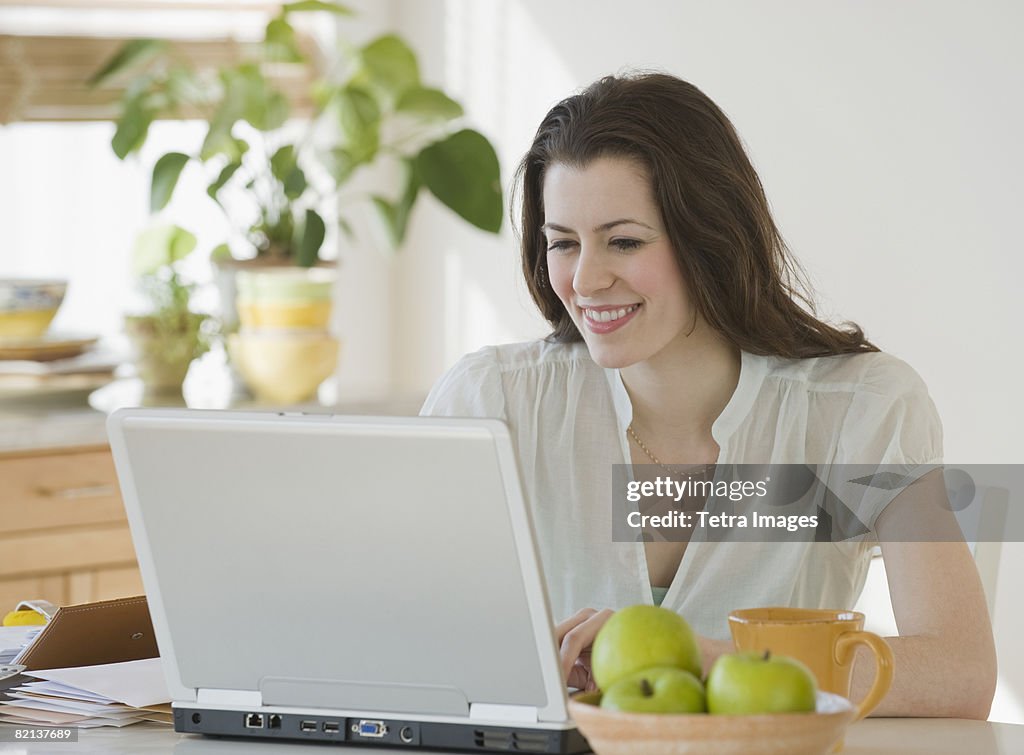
572 246 614 297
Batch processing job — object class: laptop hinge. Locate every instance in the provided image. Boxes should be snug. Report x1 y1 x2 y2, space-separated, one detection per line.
196 688 263 707
468 703 539 723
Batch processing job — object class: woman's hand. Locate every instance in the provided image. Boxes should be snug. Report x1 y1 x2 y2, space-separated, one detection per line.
555 608 615 691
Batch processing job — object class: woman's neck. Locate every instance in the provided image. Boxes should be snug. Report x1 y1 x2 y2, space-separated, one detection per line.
620 323 741 440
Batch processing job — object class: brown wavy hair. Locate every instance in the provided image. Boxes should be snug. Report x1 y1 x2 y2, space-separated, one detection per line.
513 72 878 358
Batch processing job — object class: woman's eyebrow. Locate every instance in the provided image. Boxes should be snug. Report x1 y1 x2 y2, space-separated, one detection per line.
541 218 656 233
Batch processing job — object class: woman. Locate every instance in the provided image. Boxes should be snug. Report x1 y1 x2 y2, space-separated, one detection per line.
421 72 995 718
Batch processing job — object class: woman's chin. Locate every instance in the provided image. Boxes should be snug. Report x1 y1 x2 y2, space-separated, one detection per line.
583 343 640 370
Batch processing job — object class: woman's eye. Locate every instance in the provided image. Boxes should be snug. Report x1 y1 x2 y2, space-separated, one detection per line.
546 239 577 253
610 238 643 252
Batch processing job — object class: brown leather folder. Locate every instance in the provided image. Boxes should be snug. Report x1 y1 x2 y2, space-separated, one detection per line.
18 595 159 671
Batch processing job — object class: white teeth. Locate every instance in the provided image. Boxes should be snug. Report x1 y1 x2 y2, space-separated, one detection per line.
584 304 638 323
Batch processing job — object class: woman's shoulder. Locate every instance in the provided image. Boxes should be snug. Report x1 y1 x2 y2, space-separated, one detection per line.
762 350 930 400
442 338 596 377
421 338 596 417
485 338 593 372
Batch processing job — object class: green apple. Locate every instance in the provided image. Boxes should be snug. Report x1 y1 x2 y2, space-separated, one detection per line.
706 650 817 715
600 666 707 714
591 605 702 691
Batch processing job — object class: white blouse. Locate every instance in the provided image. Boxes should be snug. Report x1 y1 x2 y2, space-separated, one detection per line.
420 340 943 640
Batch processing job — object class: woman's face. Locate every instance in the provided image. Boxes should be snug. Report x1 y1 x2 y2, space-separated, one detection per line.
542 156 696 370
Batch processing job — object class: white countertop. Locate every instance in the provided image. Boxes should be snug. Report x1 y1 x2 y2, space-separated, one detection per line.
1 718 1022 754
0 381 425 454
0 406 108 452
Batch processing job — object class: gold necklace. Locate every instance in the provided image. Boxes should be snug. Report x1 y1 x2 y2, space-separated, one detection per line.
627 423 713 479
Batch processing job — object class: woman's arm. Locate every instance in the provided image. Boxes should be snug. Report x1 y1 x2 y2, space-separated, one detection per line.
852 472 997 718
696 635 734 677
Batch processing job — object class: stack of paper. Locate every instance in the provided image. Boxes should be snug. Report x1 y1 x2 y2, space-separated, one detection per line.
0 658 171 728
0 626 43 665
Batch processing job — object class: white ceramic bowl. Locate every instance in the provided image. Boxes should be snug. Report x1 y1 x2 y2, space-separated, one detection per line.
228 331 340 405
0 279 68 338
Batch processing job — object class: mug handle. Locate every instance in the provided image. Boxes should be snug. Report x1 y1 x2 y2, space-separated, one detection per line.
834 631 894 721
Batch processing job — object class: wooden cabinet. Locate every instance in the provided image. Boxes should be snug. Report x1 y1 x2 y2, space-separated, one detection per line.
0 445 143 610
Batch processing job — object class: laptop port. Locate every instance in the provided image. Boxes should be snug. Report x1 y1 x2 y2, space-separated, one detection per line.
245 713 264 729
268 714 281 729
323 721 340 734
356 720 388 738
300 720 317 732
400 726 415 743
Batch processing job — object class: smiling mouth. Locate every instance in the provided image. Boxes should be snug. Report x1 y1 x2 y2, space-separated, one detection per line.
581 304 640 324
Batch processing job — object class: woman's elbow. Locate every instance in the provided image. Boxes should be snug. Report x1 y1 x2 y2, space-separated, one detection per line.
955 648 997 720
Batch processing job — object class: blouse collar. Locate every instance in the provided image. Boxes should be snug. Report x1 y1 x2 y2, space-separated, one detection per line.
604 350 768 454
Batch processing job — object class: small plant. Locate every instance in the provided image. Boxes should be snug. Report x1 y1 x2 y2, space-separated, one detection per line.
92 0 503 266
125 224 214 393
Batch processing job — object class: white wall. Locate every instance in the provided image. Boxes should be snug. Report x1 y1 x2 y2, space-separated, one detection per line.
359 0 1023 722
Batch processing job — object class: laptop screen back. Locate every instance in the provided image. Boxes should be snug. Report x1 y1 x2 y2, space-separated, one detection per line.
109 411 563 719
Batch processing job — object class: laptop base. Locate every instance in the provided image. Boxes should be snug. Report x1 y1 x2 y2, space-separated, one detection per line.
174 706 591 753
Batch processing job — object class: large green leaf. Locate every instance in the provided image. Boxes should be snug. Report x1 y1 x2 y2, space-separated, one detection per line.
270 145 307 199
200 80 247 160
415 129 502 233
323 147 358 185
210 242 233 262
296 209 326 267
202 67 288 158
111 90 155 159
371 160 421 248
89 39 166 88
164 65 208 109
396 87 463 121
150 152 190 212
132 224 197 276
334 86 380 163
235 65 290 131
355 35 420 103
283 166 307 199
270 145 296 181
264 16 304 63
283 0 353 14
207 161 241 203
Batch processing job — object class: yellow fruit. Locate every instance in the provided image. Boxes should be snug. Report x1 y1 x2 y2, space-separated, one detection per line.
2 609 47 626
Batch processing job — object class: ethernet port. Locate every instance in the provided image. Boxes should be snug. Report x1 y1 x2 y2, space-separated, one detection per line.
245 713 264 729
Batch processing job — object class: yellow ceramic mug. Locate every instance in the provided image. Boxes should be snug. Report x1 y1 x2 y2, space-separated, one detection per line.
728 607 893 721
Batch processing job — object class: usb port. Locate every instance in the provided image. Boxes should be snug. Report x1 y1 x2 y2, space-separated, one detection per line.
358 720 388 738
300 720 317 732
245 713 264 728
323 721 340 734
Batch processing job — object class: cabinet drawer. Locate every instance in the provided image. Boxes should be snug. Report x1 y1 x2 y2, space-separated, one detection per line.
0 524 138 579
0 448 127 534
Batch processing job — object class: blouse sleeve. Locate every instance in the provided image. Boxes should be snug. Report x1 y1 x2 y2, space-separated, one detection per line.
835 354 944 531
419 346 508 421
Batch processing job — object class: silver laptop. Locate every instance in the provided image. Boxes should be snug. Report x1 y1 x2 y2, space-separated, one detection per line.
107 408 589 753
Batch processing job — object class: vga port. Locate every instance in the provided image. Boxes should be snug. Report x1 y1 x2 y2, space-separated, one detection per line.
357 720 388 738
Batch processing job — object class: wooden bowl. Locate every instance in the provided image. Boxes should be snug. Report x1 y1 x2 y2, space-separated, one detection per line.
568 690 855 755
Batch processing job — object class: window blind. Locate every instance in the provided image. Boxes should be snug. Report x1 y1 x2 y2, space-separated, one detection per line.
0 1 318 123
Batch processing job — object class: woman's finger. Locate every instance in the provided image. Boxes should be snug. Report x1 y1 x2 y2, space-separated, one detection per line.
554 607 598 646
558 608 614 683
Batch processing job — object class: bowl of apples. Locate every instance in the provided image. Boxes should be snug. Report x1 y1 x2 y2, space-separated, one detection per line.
567 606 857 755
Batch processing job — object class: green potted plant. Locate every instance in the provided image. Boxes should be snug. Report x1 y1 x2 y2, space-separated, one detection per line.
90 0 503 271
124 224 213 396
